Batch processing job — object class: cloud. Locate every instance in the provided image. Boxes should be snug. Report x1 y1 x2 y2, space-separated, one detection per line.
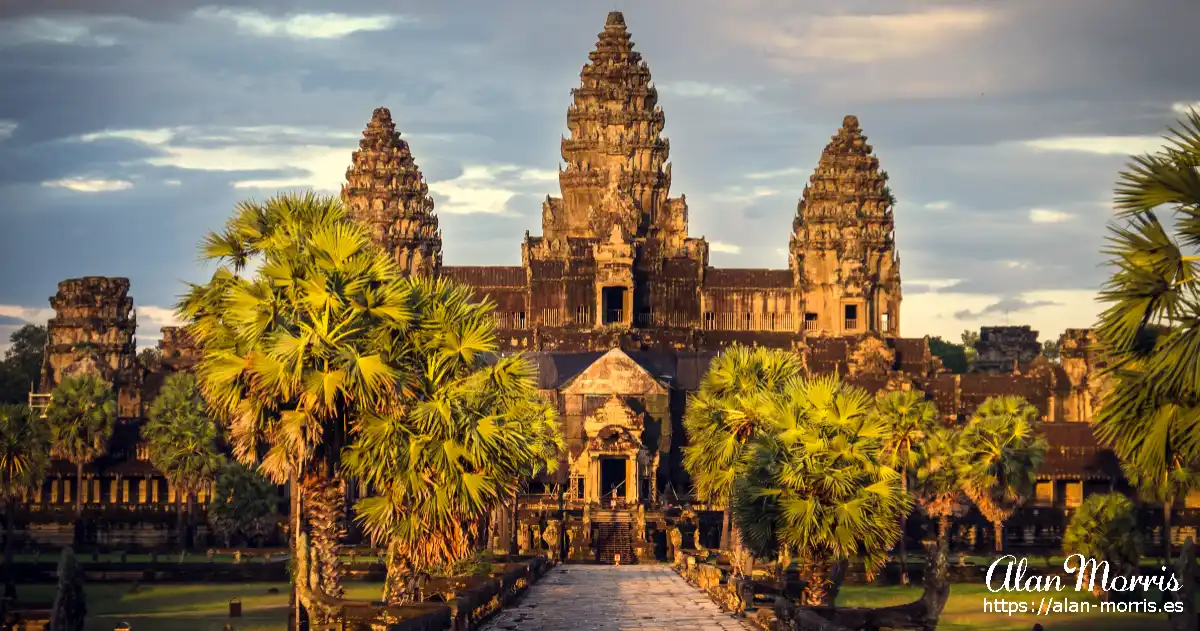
192 8 409 40
77 125 354 191
658 81 754 104
709 241 741 255
0 121 15 141
1172 101 1200 114
429 165 558 215
745 167 805 181
1021 136 1164 156
923 201 951 211
1029 208 1072 224
740 8 994 66
136 305 182 331
0 305 55 325
41 178 133 192
0 15 125 47
952 297 1061 321
904 278 963 294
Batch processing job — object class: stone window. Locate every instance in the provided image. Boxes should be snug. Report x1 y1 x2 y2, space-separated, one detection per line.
744 312 752 330
51 480 59 504
152 480 160 503
881 312 890 330
703 312 714 330
1065 481 1083 508
1035 481 1054 504
844 304 858 330
769 313 777 330
575 305 589 324
804 312 817 330
122 480 131 503
62 479 71 505
138 480 147 504
92 479 100 503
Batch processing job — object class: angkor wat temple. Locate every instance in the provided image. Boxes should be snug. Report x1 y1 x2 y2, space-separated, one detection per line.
15 11 1196 556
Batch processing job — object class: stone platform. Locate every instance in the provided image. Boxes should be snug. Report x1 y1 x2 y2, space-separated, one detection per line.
479 564 751 631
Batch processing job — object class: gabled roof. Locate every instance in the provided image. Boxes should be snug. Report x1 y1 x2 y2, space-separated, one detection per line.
560 348 668 396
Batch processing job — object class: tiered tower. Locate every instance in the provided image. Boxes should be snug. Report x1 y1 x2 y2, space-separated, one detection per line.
39 276 142 417
341 107 441 277
789 115 901 336
541 11 692 253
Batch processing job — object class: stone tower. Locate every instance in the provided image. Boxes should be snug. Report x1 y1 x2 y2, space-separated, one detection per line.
342 107 442 277
39 276 142 418
789 115 901 336
541 10 690 252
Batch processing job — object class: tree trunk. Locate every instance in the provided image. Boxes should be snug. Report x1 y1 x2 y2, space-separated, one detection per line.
509 491 519 556
992 519 1004 554
302 471 345 607
4 496 16 599
898 474 909 585
938 515 951 542
176 492 186 550
720 505 732 552
800 558 830 607
186 492 196 549
74 463 84 549
1164 495 1174 563
289 474 304 631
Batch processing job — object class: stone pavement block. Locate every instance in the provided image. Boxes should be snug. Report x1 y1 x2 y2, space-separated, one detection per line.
479 565 752 631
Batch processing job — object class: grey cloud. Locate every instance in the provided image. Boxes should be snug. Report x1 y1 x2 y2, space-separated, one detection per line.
0 0 1196 341
0 315 28 326
953 298 1062 321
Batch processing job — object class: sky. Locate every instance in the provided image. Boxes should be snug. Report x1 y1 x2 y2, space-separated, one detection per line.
1 0 1198 351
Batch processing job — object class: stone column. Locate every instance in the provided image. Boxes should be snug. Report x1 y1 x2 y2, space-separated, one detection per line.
625 457 637 503
587 457 600 502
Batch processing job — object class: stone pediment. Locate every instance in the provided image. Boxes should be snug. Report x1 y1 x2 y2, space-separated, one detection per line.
561 348 667 396
584 394 644 437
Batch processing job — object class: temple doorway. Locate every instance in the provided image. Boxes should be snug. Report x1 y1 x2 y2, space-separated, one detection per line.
600 457 626 501
601 287 626 325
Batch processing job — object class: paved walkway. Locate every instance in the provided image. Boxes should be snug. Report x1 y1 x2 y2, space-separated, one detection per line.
480 564 752 631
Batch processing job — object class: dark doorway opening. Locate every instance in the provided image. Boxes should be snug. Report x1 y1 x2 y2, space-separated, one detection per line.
600 457 626 501
844 304 858 330
602 287 626 324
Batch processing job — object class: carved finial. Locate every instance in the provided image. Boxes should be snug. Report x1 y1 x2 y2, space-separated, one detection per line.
371 107 393 123
606 11 626 27
842 114 860 130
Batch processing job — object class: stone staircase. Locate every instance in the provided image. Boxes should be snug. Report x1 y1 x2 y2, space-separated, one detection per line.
596 515 634 564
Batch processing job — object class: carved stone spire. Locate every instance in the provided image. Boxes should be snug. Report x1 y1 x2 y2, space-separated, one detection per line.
544 11 686 244
789 115 901 336
342 107 441 277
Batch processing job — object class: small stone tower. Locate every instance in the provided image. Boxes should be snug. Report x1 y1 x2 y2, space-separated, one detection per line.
39 276 142 417
341 107 442 277
789 115 901 336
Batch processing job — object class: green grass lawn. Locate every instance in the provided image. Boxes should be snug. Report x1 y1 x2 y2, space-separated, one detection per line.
839 583 1173 631
14 583 385 631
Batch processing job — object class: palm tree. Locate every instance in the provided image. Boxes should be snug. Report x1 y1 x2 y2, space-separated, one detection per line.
1062 493 1142 600
875 390 937 583
1093 108 1200 565
682 345 803 551
46 375 116 520
956 395 1047 554
207 461 281 547
144 372 224 549
1121 457 1200 562
178 192 422 624
341 276 562 604
912 424 969 545
732 374 909 606
0 404 51 596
